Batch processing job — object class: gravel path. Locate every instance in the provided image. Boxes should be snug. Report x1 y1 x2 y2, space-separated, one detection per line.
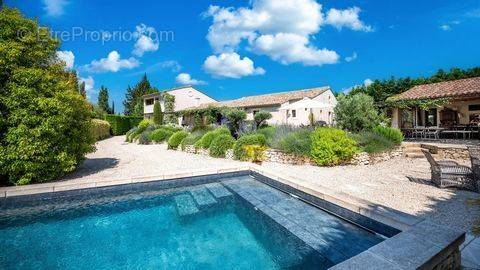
62 136 479 233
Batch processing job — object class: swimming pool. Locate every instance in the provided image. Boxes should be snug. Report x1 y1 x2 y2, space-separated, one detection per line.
0 173 388 269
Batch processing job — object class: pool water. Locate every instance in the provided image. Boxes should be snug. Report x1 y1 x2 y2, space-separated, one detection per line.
0 175 384 269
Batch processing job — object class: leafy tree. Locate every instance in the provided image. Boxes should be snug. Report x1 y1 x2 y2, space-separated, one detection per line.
334 93 382 132
123 74 158 116
253 111 272 129
78 81 86 99
0 8 95 185
153 100 163 125
222 108 247 137
350 67 480 105
97 86 111 114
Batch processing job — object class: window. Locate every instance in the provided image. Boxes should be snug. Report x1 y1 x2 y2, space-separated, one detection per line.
291 110 296 118
145 98 154 106
468 104 480 111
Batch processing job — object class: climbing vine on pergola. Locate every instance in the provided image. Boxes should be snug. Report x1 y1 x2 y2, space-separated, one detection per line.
385 97 451 111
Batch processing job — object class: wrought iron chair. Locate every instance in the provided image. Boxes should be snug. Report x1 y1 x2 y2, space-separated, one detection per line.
421 149 476 191
467 146 480 192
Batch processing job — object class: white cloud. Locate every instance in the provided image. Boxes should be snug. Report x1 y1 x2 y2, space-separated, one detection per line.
203 0 371 67
364 78 373 87
203 52 265 78
175 73 207 85
344 52 358 62
79 76 95 99
440 24 451 31
251 33 338 66
83 51 140 73
132 24 159 57
325 7 372 32
43 0 68 17
56 50 74 69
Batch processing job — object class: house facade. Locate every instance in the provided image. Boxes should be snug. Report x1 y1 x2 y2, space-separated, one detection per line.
142 86 217 120
390 77 480 129
183 86 337 126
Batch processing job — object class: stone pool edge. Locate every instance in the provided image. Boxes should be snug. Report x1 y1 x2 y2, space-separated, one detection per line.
0 165 466 269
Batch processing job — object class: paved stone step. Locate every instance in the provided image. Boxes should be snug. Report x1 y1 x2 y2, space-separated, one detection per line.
174 194 199 217
404 148 424 154
405 153 425 158
205 182 233 199
190 187 217 207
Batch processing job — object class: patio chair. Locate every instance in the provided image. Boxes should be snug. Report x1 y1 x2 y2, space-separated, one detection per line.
421 149 476 191
467 146 480 192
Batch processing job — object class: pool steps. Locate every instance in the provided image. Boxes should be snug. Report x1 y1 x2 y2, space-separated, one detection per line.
173 194 199 216
174 183 233 217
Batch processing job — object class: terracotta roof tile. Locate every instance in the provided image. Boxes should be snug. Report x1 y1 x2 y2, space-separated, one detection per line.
392 77 480 101
185 86 330 110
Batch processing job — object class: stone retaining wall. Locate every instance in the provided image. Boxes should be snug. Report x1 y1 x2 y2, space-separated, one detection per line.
421 143 470 160
350 148 403 165
263 148 403 166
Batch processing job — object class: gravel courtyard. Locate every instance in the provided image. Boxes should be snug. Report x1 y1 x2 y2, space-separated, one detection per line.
62 136 480 233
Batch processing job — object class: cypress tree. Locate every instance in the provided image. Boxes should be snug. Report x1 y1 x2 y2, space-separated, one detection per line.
153 100 163 125
97 86 110 113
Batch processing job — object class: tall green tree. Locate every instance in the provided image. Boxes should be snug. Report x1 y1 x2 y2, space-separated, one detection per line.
350 67 480 105
97 86 111 114
111 101 115 115
78 81 86 99
0 8 95 185
153 100 163 125
123 74 158 116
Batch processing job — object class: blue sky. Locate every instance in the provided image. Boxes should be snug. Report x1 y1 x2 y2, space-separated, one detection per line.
6 0 480 113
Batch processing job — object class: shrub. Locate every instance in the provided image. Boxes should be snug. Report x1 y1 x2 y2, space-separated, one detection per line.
350 132 395 154
91 119 111 141
209 134 236 158
278 129 312 157
256 126 276 142
233 134 266 160
125 127 138 142
197 127 231 149
180 132 204 150
149 128 174 143
310 128 358 166
153 100 163 125
138 119 151 130
105 115 143 135
0 8 95 185
138 131 152 145
373 126 403 145
168 131 188 149
254 111 272 128
334 93 382 132
244 145 266 163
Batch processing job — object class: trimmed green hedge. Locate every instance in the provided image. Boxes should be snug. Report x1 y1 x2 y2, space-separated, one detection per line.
91 119 111 141
105 115 143 135
210 134 235 158
197 127 231 149
168 131 188 149
233 134 266 160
